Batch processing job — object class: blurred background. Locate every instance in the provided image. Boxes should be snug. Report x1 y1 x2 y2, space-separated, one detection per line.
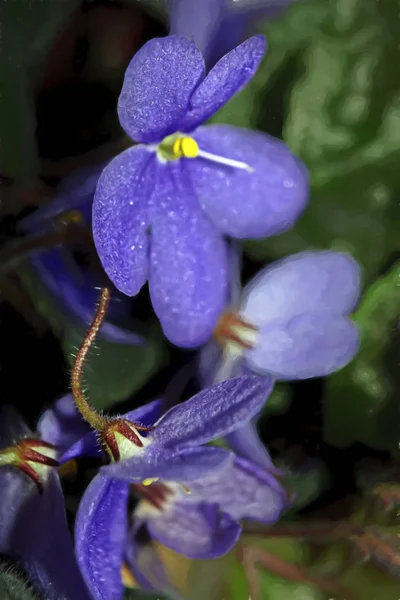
0 0 400 598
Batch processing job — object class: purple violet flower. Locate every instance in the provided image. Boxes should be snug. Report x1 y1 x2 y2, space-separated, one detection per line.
20 163 142 345
46 377 273 599
0 407 90 600
93 34 309 348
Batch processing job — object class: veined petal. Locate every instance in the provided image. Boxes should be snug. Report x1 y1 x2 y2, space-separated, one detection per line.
103 445 232 483
92 146 153 296
148 164 228 348
241 251 362 326
118 36 205 143
148 502 241 559
152 376 273 448
168 0 224 61
189 125 309 238
75 474 129 600
181 36 266 132
225 420 278 471
189 456 286 524
245 313 360 380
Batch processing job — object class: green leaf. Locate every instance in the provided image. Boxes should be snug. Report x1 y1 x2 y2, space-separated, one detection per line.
64 326 166 411
246 0 400 281
0 0 81 178
323 262 400 453
0 564 40 600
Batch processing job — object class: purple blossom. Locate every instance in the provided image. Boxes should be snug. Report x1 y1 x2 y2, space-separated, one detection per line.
20 163 142 345
93 35 309 348
203 250 361 384
0 407 90 600
47 377 273 599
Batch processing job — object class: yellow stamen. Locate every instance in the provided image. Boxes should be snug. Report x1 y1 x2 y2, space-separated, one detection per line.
121 562 136 588
172 136 199 159
142 477 159 486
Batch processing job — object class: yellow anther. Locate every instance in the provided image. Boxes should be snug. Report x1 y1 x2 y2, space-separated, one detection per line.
142 477 159 486
56 209 84 228
172 136 199 159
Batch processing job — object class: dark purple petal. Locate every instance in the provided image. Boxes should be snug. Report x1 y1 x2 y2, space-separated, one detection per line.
225 420 278 471
92 146 154 296
188 125 309 238
168 0 224 60
38 395 90 455
75 474 129 600
149 164 228 347
152 376 273 448
0 409 90 600
189 456 286 524
246 313 360 380
103 445 232 483
118 36 205 143
181 36 266 132
148 502 241 559
241 251 362 326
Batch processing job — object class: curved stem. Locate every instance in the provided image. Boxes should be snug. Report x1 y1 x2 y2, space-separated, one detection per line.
71 287 111 431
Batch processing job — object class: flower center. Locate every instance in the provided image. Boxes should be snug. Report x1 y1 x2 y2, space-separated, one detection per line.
157 133 253 172
213 311 259 352
0 438 59 493
100 418 154 463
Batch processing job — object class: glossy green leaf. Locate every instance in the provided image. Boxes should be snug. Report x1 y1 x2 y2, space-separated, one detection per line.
324 262 400 453
0 564 39 600
246 0 400 281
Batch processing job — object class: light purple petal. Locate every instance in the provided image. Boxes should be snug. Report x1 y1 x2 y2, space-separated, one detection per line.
103 445 232 483
181 36 266 132
189 456 285 524
241 251 362 326
225 420 277 471
75 474 129 600
153 376 273 448
148 164 228 348
246 313 360 380
188 125 309 238
148 502 241 559
37 394 90 455
118 36 205 143
0 410 90 600
168 0 224 60
60 399 163 463
92 146 153 296
125 522 171 592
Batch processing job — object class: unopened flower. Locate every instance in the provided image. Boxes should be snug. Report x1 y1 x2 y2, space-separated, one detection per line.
0 407 90 600
93 34 309 347
20 163 142 345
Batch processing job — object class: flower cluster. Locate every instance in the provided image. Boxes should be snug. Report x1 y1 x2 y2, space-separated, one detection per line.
1 4 365 600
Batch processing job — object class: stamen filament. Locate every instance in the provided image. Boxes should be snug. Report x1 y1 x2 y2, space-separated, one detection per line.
197 149 254 173
71 287 111 431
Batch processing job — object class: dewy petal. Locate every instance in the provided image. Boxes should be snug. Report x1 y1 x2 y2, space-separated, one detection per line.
75 474 129 600
241 251 362 327
92 146 154 296
148 502 241 559
148 164 228 348
245 313 360 380
168 0 224 61
189 125 309 238
118 36 205 143
189 456 286 524
103 445 232 483
152 376 273 448
181 36 266 132
0 410 90 600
